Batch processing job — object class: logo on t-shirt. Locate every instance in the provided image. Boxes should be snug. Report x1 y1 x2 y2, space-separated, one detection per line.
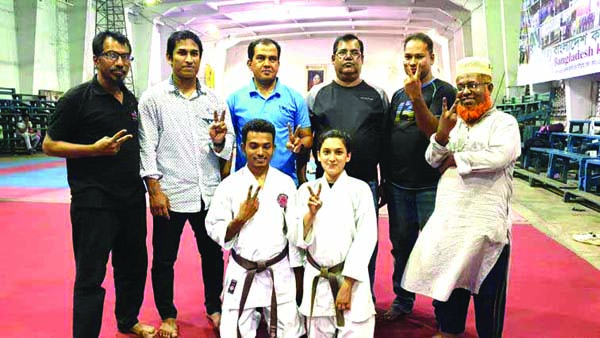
130 109 139 121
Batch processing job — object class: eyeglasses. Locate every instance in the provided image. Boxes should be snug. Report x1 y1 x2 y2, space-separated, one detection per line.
100 51 134 62
456 82 490 92
335 49 362 59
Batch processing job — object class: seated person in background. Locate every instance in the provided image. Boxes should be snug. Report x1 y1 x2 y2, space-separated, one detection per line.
17 113 40 154
293 129 377 337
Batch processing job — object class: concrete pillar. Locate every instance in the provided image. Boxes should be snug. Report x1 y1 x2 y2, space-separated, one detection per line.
14 0 37 94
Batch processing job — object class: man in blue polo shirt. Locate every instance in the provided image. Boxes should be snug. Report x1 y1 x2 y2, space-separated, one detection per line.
227 38 312 185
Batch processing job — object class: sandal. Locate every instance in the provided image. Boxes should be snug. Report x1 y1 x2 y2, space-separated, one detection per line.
573 232 600 246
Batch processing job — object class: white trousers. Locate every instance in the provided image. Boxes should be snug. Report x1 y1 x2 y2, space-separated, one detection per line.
19 132 40 150
220 301 305 338
306 315 375 338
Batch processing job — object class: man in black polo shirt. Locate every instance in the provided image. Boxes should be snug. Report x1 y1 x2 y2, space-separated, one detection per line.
306 33 389 298
382 32 457 321
43 31 155 338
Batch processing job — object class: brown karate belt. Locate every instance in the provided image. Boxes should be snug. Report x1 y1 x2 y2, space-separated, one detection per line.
231 242 289 338
306 251 345 328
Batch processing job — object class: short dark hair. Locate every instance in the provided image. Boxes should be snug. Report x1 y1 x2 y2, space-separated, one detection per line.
92 31 131 56
332 34 364 55
247 38 281 60
242 119 276 144
404 32 434 55
318 129 353 154
166 30 203 59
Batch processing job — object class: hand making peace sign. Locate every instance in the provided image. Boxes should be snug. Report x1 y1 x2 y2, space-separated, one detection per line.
209 110 227 145
94 129 132 155
403 62 423 101
236 185 261 224
438 97 457 136
286 122 304 153
306 183 322 215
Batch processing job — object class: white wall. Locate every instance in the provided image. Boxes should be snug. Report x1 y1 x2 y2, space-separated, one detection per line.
219 36 455 100
0 0 19 91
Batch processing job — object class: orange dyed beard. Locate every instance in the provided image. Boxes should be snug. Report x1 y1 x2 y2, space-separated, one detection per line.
457 93 493 124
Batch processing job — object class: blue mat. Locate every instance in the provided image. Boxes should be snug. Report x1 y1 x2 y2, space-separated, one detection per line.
0 156 63 169
0 167 68 188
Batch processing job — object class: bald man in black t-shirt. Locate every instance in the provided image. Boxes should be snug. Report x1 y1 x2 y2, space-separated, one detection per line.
306 34 389 299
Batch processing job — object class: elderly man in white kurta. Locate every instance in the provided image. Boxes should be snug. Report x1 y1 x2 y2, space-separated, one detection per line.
402 57 520 338
293 130 377 337
206 119 304 338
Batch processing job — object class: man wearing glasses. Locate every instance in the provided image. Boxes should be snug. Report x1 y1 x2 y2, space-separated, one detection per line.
43 31 156 337
382 32 456 321
306 33 389 301
402 57 519 338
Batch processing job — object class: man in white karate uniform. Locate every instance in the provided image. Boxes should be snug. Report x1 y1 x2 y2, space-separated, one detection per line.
206 119 304 338
294 129 377 337
402 57 520 338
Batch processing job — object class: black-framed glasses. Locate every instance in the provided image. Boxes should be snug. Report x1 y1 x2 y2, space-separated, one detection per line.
101 51 134 62
456 82 490 92
335 49 362 59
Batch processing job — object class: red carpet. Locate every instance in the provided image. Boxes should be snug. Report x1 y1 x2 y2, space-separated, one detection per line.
1 201 600 337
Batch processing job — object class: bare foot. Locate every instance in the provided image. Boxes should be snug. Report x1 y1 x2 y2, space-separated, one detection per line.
158 318 178 338
130 322 156 338
207 312 221 329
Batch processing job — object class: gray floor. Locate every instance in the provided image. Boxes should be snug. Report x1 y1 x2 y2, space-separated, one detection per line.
511 177 600 269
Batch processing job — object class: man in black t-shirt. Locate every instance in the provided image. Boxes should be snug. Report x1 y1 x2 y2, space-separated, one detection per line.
306 33 389 299
43 31 155 338
382 32 457 321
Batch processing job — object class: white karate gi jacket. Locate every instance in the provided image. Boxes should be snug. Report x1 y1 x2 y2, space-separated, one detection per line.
206 166 301 310
402 108 521 301
292 172 377 322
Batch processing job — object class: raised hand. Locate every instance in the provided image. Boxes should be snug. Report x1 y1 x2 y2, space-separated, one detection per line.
286 123 304 153
306 183 322 215
403 62 422 100
437 97 457 138
93 129 132 155
236 185 261 224
209 110 227 145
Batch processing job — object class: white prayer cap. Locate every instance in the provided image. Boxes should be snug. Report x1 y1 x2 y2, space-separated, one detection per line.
456 56 492 78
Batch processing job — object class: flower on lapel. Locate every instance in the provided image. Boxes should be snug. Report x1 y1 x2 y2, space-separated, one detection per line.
277 193 288 209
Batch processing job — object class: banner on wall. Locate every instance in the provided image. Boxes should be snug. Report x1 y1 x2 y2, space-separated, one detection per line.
517 0 600 85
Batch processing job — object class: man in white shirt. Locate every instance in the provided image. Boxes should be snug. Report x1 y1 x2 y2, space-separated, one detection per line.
206 119 304 338
16 113 40 154
294 129 377 337
402 57 520 338
138 30 234 338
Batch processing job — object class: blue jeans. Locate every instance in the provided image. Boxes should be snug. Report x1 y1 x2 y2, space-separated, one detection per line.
386 181 437 312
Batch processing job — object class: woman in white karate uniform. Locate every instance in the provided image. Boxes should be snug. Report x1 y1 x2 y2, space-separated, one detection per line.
291 129 378 337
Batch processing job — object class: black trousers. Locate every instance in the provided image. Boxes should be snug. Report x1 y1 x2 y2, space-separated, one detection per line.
433 245 510 338
151 209 224 319
71 204 148 338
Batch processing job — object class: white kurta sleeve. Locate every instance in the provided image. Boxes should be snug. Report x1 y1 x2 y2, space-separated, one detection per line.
342 183 378 282
138 93 163 179
205 179 237 249
453 115 521 175
426 133 451 168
